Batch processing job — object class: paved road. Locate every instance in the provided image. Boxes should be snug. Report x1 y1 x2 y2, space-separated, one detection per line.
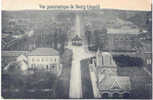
68 44 94 98
69 46 83 98
68 14 94 98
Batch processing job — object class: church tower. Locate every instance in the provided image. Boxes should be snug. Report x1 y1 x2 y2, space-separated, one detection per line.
96 48 102 66
96 50 117 76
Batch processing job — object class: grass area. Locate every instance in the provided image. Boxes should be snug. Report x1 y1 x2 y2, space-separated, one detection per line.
55 65 71 98
80 59 94 98
117 66 152 99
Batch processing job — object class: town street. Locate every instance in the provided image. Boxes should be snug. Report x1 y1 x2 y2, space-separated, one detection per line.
69 46 83 98
68 44 94 98
69 14 95 98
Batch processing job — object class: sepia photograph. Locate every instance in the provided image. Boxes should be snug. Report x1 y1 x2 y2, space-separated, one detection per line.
1 8 152 99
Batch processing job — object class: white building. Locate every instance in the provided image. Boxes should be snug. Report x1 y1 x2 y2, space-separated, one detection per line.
28 48 60 74
16 55 28 71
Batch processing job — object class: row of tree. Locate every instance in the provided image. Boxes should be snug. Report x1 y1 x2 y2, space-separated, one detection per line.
85 28 107 51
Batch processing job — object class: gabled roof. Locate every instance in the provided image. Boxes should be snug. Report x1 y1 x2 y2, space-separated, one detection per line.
28 48 59 56
72 35 82 41
98 76 131 91
16 55 27 62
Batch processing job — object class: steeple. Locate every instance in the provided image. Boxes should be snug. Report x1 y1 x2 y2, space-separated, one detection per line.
96 48 102 66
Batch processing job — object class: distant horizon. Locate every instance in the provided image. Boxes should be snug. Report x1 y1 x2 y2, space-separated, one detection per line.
1 8 152 12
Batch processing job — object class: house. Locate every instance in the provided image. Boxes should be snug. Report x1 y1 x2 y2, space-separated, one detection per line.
91 50 131 98
72 35 82 46
2 51 28 67
16 55 28 71
2 51 28 71
28 48 60 74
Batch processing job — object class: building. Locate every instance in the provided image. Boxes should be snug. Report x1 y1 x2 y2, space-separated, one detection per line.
2 51 28 72
72 35 82 46
90 50 131 98
98 76 131 98
106 33 138 52
28 48 60 74
96 50 117 76
2 51 28 68
16 55 28 71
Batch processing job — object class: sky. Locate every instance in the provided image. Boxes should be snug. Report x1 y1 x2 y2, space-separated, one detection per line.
2 0 152 11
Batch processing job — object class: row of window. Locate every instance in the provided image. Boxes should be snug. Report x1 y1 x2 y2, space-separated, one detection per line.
31 57 57 62
146 59 152 64
31 64 56 70
113 39 135 41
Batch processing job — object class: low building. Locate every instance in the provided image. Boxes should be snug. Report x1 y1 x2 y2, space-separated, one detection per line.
28 48 60 74
2 51 28 68
72 35 82 46
16 55 28 71
106 33 138 51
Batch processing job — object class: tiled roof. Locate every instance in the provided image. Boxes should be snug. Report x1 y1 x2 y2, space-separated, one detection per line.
28 48 59 56
98 75 131 91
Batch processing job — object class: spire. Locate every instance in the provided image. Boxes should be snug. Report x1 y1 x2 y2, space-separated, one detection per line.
97 48 101 54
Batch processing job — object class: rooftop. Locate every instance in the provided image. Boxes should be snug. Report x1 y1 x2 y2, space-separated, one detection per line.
72 35 82 41
107 28 140 34
28 48 59 56
98 75 131 91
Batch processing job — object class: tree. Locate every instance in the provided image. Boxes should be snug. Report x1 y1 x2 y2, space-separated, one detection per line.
85 30 92 45
94 28 107 51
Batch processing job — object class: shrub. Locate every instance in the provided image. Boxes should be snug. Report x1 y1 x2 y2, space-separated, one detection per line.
113 55 144 67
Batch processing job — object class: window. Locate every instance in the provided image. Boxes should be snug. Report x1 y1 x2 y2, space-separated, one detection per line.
102 56 103 65
41 58 44 62
147 58 152 64
52 65 55 69
46 65 49 70
55 58 56 62
110 56 112 64
102 93 109 99
46 58 48 62
50 64 52 70
37 58 40 62
31 64 34 69
113 93 120 98
32 58 35 62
